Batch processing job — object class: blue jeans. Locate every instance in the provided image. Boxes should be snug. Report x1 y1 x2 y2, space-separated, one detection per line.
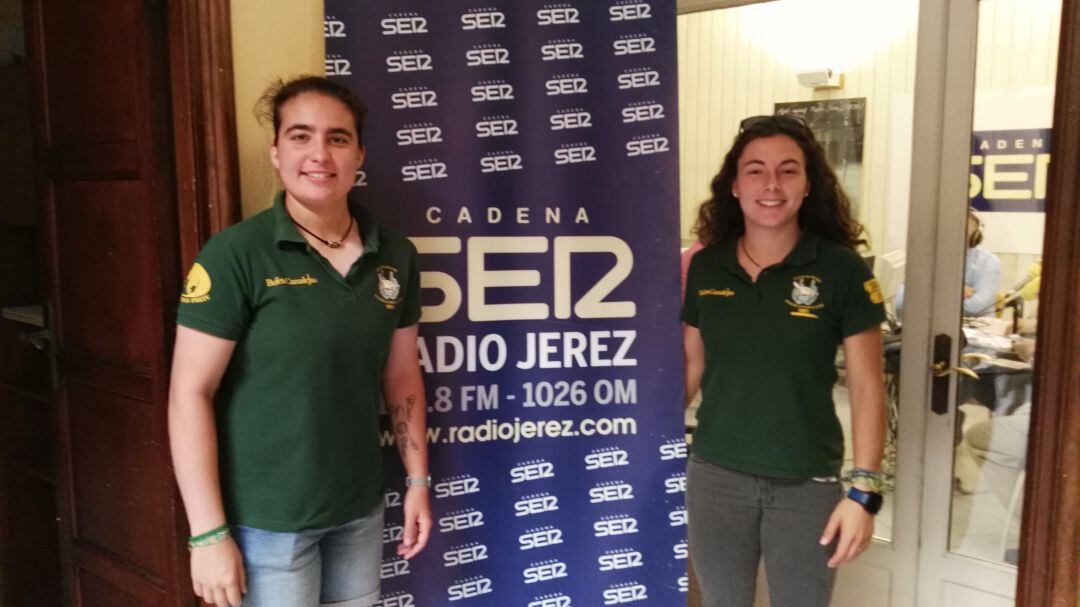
233 504 385 607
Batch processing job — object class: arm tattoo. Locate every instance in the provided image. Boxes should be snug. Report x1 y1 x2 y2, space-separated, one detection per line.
390 394 421 454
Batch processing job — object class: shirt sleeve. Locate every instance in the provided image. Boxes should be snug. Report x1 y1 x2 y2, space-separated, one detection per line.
681 253 701 327
839 253 887 338
963 249 1002 316
397 238 422 328
176 234 251 341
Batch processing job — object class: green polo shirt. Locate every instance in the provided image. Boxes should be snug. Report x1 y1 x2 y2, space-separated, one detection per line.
177 191 421 531
682 232 885 478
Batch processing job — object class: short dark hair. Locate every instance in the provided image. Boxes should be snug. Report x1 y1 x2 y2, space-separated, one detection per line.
258 76 368 146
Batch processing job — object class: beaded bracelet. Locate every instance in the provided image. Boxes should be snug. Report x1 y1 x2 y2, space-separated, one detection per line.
187 523 232 551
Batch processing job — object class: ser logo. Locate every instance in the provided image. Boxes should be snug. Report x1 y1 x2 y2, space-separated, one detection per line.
545 75 589 96
476 116 519 138
510 459 555 483
550 110 593 130
665 473 687 493
678 576 689 593
438 509 485 533
613 35 656 56
542 39 585 61
658 439 687 460
589 481 635 503
384 490 402 508
381 524 403 544
325 55 351 76
604 582 648 605
354 169 368 188
323 18 346 38
396 124 443 146
433 474 479 497
628 135 671 157
380 15 428 35
374 592 415 607
519 526 564 550
443 542 489 567
391 88 438 109
447 576 493 601
598 549 644 571
673 541 689 560
524 560 568 584
618 69 661 89
461 9 506 30
471 81 515 102
529 594 573 607
622 102 665 123
386 51 433 73
481 152 524 173
466 45 511 66
515 493 559 517
401 160 448 183
537 7 581 25
380 557 410 580
594 515 639 537
555 144 597 165
610 3 653 21
669 507 688 527
585 448 629 470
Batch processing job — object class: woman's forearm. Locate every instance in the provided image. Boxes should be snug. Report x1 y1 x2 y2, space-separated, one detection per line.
169 390 228 533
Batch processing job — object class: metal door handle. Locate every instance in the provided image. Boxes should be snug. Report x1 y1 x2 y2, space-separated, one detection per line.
18 329 53 351
931 361 979 380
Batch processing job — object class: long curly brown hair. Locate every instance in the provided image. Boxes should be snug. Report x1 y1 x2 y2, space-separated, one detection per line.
692 117 867 249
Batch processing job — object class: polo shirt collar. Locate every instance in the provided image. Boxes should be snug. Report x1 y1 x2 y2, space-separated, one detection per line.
714 230 821 276
271 190 381 254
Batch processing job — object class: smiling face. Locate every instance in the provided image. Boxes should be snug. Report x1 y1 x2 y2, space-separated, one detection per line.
270 92 366 210
731 134 809 234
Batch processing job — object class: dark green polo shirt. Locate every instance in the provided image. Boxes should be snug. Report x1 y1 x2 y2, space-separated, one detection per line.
682 232 885 478
177 191 421 531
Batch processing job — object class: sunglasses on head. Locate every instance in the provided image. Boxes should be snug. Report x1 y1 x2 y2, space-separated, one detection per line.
738 114 812 134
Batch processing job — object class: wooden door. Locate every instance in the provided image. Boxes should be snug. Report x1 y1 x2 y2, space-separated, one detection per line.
24 0 188 604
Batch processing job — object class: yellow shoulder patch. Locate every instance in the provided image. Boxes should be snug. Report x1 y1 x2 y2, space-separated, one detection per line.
864 278 884 305
181 263 212 304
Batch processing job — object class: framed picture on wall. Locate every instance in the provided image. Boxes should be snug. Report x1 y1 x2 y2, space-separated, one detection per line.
775 98 866 215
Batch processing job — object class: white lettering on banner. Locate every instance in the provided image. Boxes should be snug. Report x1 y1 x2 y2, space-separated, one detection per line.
669 507 688 527
665 472 687 493
374 592 415 607
443 542 489 567
673 541 689 560
476 116 519 137
542 39 585 61
969 153 1051 200
613 35 656 55
678 576 689 593
481 152 524 173
554 144 596 165
381 524 404 544
550 109 593 130
530 594 573 607
598 549 644 571
417 334 507 373
422 206 589 225
537 7 581 25
401 160 448 182
523 560 569 584
323 18 346 38
472 81 515 102
659 439 688 460
511 459 556 483
391 88 438 109
593 515 639 537
325 56 352 76
461 9 506 29
627 135 670 157
447 576 493 601
603 583 648 605
466 45 511 66
439 509 485 533
353 169 368 188
396 123 443 146
618 69 661 89
380 557 410 579
519 526 564 550
384 490 402 508
589 481 635 503
545 74 589 95
610 3 652 21
621 102 666 123
585 447 630 470
516 330 637 370
385 51 432 73
515 493 560 516
381 14 428 35
434 475 480 499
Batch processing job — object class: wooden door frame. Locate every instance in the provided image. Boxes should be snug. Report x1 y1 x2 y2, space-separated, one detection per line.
1017 0 1080 604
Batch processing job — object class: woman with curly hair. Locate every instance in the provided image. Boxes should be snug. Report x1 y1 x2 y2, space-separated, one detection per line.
682 115 886 607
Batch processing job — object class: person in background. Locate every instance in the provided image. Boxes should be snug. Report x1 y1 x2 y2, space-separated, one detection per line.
169 76 431 607
682 115 886 607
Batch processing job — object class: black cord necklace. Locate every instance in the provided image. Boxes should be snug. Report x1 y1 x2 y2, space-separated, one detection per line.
739 237 762 268
288 209 354 248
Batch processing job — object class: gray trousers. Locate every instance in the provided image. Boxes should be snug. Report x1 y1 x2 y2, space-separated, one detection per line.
687 455 842 607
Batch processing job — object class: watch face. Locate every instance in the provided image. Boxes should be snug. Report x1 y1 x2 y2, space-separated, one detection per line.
848 487 884 515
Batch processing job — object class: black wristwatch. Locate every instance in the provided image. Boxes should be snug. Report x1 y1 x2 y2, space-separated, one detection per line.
846 487 884 515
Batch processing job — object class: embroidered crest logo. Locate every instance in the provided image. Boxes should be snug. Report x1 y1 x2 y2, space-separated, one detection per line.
786 275 825 319
375 265 403 308
180 263 212 304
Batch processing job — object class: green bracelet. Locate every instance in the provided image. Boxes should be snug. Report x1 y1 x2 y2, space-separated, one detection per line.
187 523 231 550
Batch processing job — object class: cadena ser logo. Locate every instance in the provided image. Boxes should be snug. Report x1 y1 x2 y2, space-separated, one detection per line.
438 508 485 533
621 101 666 123
598 548 644 571
604 582 648 605
481 151 524 174
461 8 506 30
325 54 352 76
443 541 489 567
537 5 581 25
380 12 428 35
678 576 689 593
545 74 589 96
401 158 448 183
589 481 635 503
627 134 671 157
613 33 656 56
391 87 438 109
515 493 559 517
585 447 630 470
665 472 687 493
381 523 403 544
385 50 433 73
618 68 661 89
519 526 564 550
530 593 573 607
550 108 592 131
471 80 515 102
673 540 689 560
593 515 639 537
669 506 688 527
523 559 568 584
396 122 443 146
476 115 519 138
434 474 480 498
510 459 555 483
323 16 346 38
380 556 410 579
466 43 511 66
610 1 653 21
541 38 585 61
659 438 688 460
374 592 415 607
384 489 402 508
447 576 493 602
554 143 597 165
181 263 211 303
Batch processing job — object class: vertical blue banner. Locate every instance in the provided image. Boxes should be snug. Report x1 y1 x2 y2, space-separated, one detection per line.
325 2 686 605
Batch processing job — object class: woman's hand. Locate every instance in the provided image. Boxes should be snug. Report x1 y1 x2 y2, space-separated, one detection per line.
191 538 246 606
820 498 874 568
397 486 432 559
